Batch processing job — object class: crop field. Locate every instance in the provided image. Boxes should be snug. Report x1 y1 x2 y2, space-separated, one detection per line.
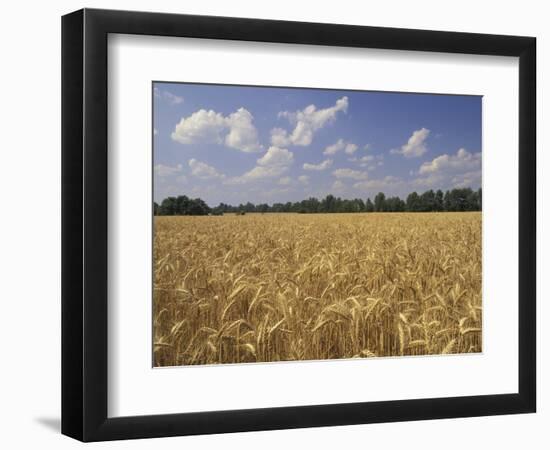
153 212 482 367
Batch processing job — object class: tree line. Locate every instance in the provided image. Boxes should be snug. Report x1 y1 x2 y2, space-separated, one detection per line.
154 187 481 216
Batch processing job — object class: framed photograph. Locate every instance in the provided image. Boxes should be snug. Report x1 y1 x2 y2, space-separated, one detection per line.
62 8 536 441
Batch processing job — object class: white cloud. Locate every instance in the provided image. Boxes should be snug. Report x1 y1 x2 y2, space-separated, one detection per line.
349 144 379 166
391 128 430 158
452 170 482 188
188 158 224 179
332 168 369 180
412 148 481 189
323 139 358 155
418 148 481 175
224 108 262 152
257 146 294 167
172 110 226 145
272 96 348 146
303 159 333 171
270 128 291 147
231 165 288 182
154 87 184 105
163 91 184 105
171 108 261 152
345 143 358 155
278 176 292 186
331 180 346 192
226 146 294 184
357 154 384 169
357 155 374 164
298 175 310 185
324 139 345 155
411 173 444 188
154 163 183 177
354 175 403 190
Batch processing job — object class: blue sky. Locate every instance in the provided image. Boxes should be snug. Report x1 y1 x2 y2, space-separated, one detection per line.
153 82 481 206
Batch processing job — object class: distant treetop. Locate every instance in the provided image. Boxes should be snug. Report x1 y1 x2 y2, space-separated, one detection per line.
154 187 481 216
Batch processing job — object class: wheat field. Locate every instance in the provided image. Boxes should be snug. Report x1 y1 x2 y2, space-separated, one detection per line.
153 212 481 367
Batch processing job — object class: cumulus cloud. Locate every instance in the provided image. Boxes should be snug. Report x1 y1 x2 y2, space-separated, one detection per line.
323 139 358 155
331 180 346 192
278 176 292 186
411 173 445 188
303 159 333 171
355 154 384 169
344 143 358 155
172 110 226 145
350 155 375 167
154 87 184 105
188 158 224 179
257 146 294 167
324 140 345 155
271 96 349 146
332 168 369 180
163 91 184 105
348 144 381 168
224 108 262 152
154 163 183 177
451 170 482 188
232 165 288 182
298 175 310 185
391 128 430 158
418 148 481 175
171 108 261 152
412 148 481 189
353 176 403 190
270 128 291 147
226 146 294 184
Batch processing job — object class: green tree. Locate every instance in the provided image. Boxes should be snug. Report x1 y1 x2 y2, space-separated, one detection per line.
155 185 482 216
354 198 365 212
420 190 436 212
321 195 336 213
365 198 374 212
244 202 256 213
386 196 405 212
257 203 269 213
175 195 190 214
435 189 444 211
159 196 177 215
406 192 420 212
443 190 452 211
374 192 386 212
272 203 284 213
187 198 210 215
341 199 354 213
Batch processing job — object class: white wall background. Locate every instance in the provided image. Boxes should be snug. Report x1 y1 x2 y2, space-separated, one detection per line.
0 1 545 448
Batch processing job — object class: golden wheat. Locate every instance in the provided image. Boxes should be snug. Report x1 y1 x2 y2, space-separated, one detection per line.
153 212 482 366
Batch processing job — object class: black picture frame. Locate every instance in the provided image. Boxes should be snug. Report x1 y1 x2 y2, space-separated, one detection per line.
61 8 536 442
